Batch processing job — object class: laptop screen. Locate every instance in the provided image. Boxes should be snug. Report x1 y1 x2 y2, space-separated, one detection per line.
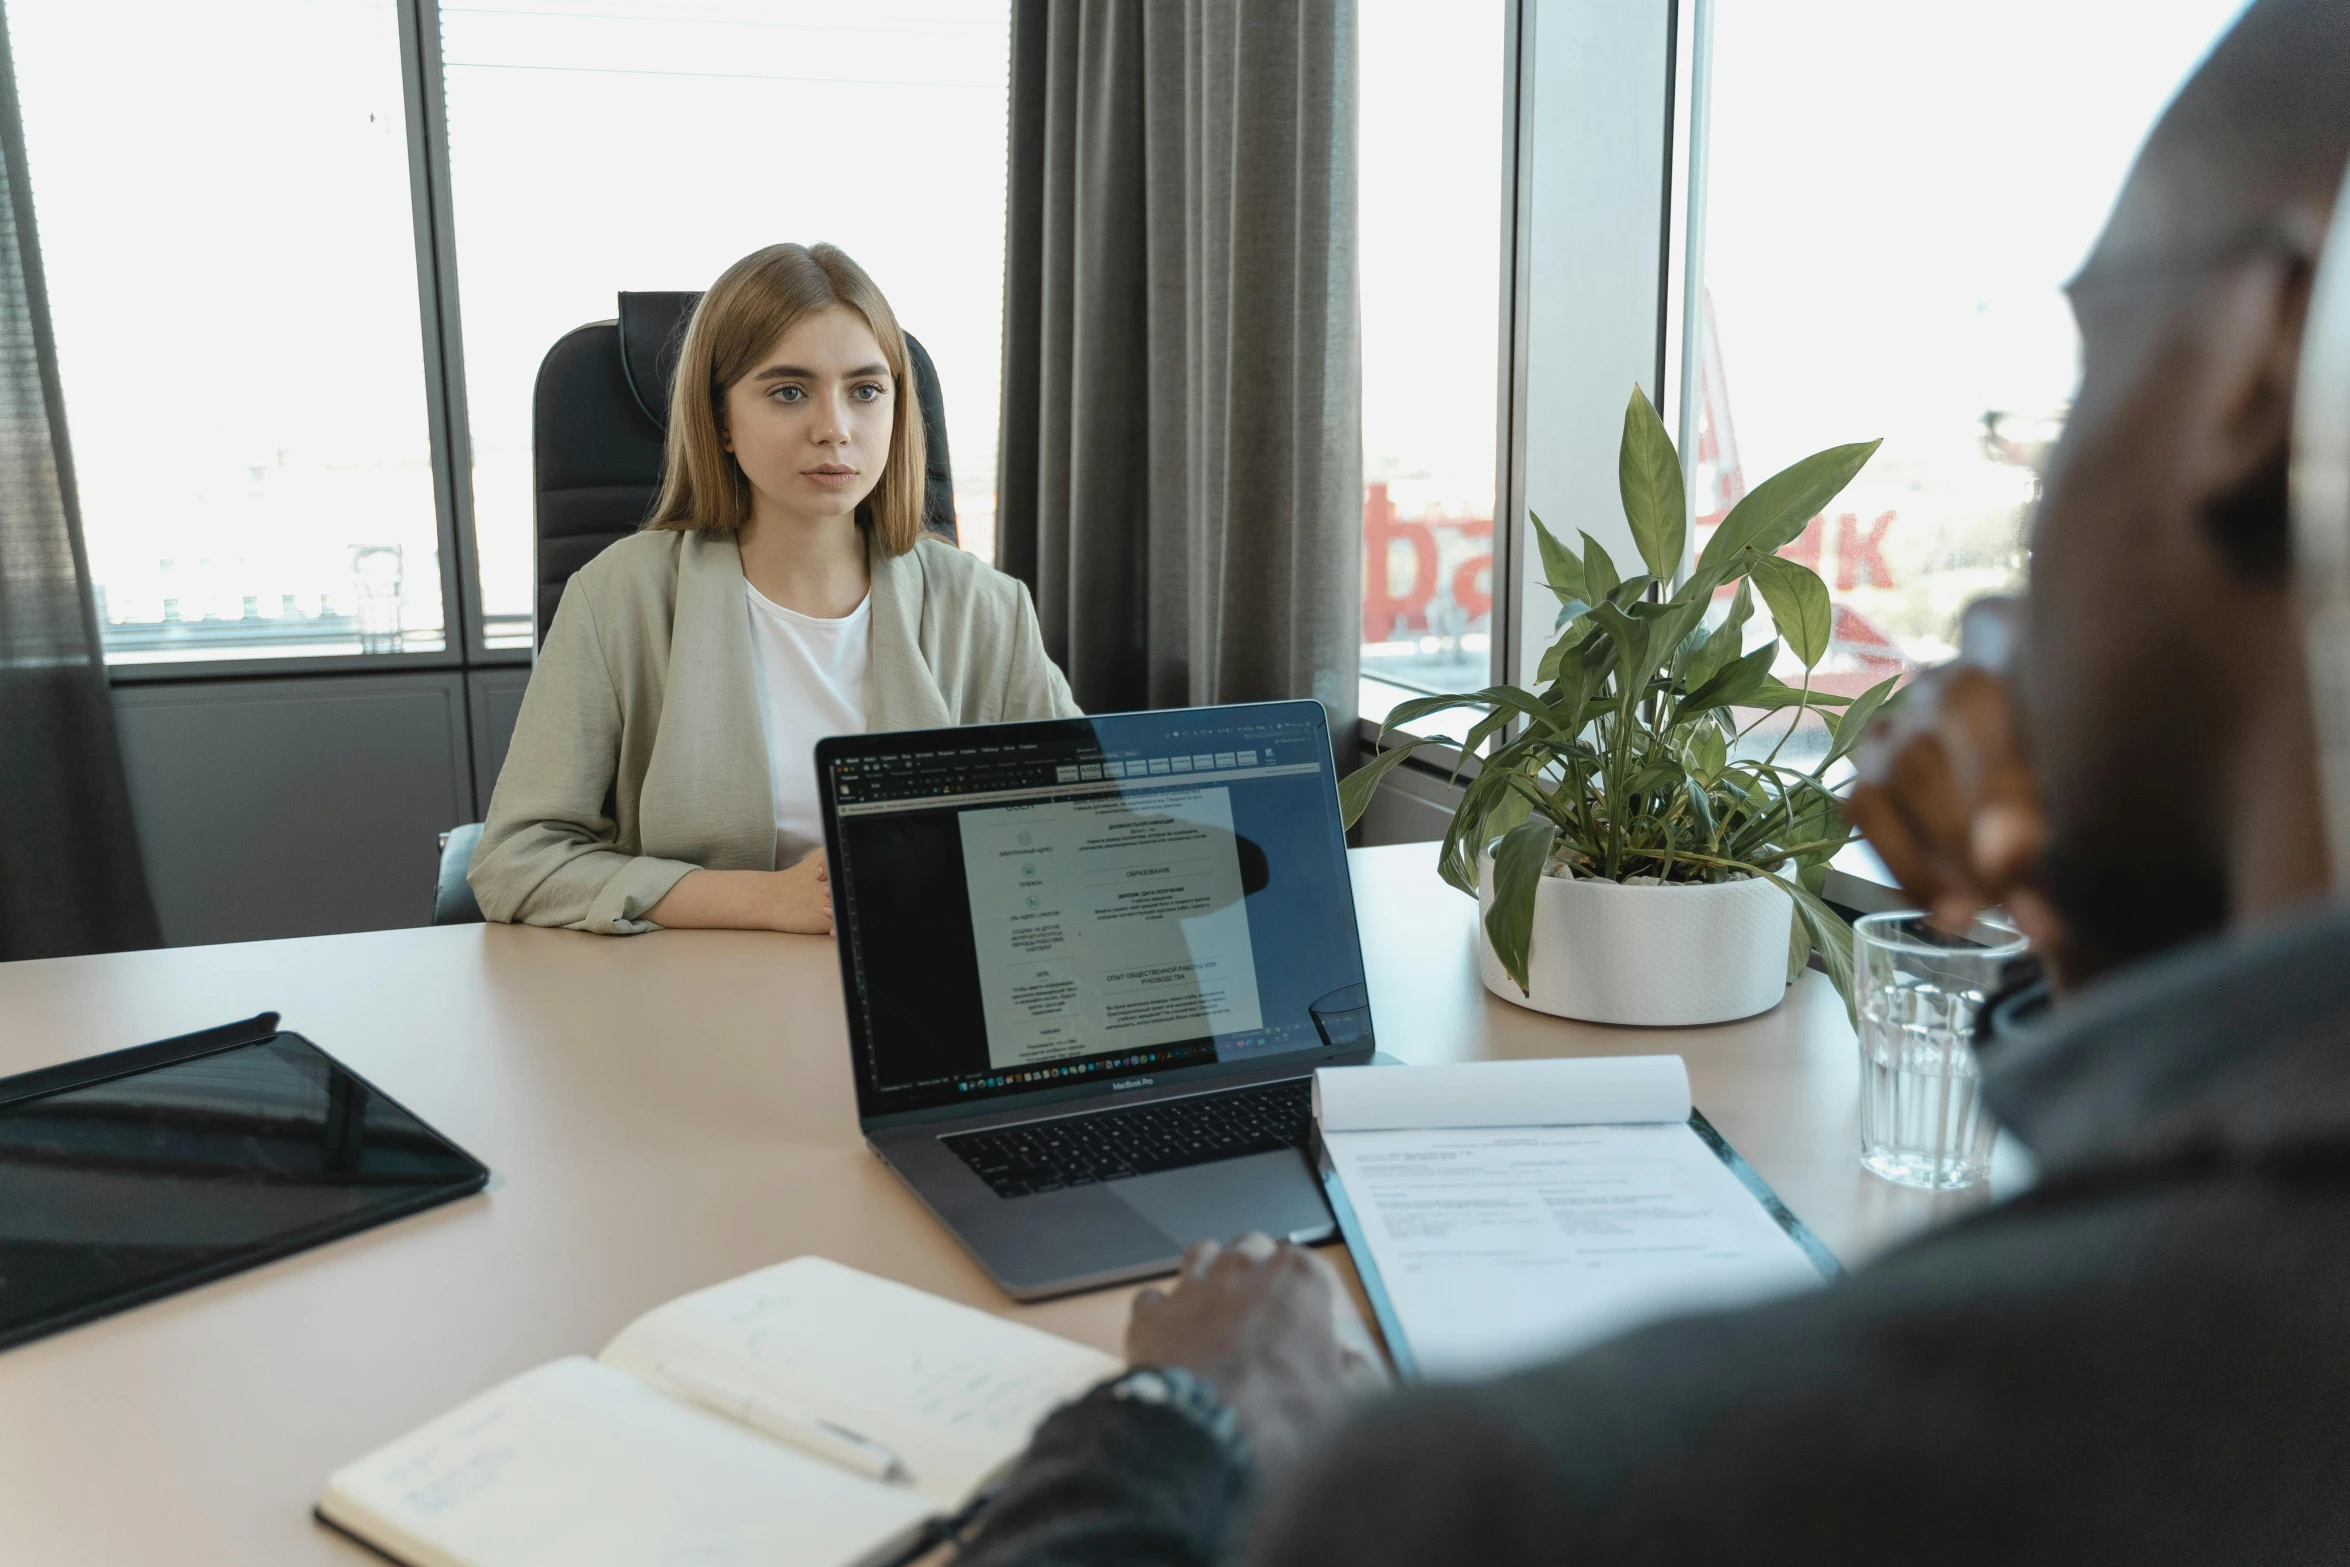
820 702 1372 1125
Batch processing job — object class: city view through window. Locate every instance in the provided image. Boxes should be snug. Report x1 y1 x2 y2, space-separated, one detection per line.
14 2 2257 685
441 0 1014 647
1356 0 1505 698
1702 0 2250 729
13 0 442 663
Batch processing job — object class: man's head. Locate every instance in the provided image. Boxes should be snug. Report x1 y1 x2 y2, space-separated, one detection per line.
2024 0 2350 980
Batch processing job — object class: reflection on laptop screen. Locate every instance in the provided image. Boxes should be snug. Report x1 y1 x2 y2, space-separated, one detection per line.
822 703 1370 1122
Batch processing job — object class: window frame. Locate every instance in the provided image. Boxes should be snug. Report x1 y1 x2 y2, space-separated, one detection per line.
1363 0 1687 737
90 0 514 685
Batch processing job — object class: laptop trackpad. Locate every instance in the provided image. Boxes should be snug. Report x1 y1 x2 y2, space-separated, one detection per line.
1112 1150 1334 1252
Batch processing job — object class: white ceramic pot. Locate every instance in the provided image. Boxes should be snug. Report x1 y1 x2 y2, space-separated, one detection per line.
1475 857 1794 1026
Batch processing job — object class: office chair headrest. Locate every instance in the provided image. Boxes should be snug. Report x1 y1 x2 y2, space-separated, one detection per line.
617 290 700 430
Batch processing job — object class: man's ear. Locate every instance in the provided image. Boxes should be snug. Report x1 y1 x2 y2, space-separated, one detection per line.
2186 244 2318 580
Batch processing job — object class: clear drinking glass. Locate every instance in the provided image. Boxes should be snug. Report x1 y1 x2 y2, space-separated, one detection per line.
1853 910 2029 1190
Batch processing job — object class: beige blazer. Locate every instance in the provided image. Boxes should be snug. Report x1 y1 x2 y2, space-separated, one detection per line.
469 529 1081 933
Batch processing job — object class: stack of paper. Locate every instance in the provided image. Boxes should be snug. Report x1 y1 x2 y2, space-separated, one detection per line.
1315 1056 1828 1380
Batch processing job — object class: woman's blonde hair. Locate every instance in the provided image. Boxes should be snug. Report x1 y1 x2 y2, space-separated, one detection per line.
646 242 926 554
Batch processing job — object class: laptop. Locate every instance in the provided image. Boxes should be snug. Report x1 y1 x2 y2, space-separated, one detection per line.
816 700 1376 1300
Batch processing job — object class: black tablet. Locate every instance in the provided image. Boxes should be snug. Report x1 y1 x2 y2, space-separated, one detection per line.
0 1014 489 1353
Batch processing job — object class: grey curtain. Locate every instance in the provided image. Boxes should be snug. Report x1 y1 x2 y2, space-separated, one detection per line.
997 0 1361 745
0 5 159 960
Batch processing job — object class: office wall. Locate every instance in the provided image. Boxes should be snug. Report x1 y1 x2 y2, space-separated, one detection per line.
466 666 533 810
113 673 477 947
1354 752 1461 846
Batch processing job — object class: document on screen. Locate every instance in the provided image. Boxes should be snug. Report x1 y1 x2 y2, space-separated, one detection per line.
1315 1057 1827 1381
958 786 1266 1070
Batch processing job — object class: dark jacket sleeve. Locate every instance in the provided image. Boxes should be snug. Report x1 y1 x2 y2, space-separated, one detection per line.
1240 1392 1566 1566
954 1393 1253 1567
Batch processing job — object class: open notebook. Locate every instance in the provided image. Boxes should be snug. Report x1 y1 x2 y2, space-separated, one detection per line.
317 1257 1119 1567
1315 1056 1836 1381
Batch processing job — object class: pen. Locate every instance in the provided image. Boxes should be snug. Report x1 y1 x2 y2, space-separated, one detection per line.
654 1363 913 1485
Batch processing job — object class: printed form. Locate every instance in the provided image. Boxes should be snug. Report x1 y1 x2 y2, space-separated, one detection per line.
1314 1058 1824 1381
958 786 1265 1069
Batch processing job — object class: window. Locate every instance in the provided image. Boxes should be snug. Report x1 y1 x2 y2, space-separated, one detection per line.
439 0 1014 647
1697 0 2251 728
1357 0 1507 699
12 0 443 663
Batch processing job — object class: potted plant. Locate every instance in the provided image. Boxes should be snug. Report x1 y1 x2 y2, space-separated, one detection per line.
1340 388 1896 1026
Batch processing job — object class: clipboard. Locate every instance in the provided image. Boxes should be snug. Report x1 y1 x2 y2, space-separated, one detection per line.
1318 1109 1838 1382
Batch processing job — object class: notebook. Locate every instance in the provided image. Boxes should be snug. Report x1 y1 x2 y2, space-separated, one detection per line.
316 1256 1120 1567
1314 1056 1836 1381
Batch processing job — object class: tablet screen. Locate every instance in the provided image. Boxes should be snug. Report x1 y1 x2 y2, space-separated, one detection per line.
0 1020 487 1352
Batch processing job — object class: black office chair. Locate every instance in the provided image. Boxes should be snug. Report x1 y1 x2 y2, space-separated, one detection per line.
432 291 960 925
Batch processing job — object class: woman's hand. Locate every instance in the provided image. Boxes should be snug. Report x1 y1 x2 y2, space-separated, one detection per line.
767 851 833 934
644 854 834 935
1125 1235 1387 1476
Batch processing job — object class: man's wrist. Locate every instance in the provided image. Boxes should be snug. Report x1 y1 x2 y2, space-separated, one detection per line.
1094 1365 1253 1471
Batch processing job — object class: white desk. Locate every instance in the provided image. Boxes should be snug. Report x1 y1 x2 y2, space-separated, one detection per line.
0 845 1983 1563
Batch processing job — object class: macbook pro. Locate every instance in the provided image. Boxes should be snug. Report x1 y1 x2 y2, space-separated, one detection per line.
816 700 1375 1300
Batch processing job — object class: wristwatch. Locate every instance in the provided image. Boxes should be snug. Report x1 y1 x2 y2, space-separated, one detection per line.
1099 1366 1252 1467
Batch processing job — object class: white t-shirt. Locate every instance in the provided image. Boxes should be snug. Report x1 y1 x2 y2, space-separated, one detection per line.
744 581 871 867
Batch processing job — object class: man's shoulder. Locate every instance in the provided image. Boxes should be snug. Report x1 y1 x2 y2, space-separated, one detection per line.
1292 1176 2350 1559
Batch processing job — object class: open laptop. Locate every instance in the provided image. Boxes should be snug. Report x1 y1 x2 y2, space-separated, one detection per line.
816 700 1376 1300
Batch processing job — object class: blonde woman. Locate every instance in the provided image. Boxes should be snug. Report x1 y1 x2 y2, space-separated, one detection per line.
470 243 1079 935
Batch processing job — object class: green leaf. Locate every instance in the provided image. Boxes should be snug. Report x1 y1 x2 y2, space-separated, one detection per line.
1609 573 1658 608
1482 776 1533 843
1748 678 1853 711
1529 510 1587 604
1682 775 1718 839
1484 819 1558 994
1681 579 1755 690
1465 683 1575 740
1618 385 1686 581
1695 439 1882 572
1679 640 1778 718
1581 532 1621 599
1747 554 1833 669
1457 704 1519 777
1763 868 1858 1025
1821 671 1904 770
1380 690 1488 733
1336 736 1435 829
1687 724 1727 782
1786 909 1815 983
1537 633 1582 689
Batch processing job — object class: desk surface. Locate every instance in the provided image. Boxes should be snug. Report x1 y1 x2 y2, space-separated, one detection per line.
0 844 1986 1564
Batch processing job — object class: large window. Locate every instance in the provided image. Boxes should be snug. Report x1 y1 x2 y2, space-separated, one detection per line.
439 0 1014 647
1699 0 2251 709
1357 0 1506 699
12 0 442 663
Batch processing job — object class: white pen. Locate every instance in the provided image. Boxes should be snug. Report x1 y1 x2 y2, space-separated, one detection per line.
655 1363 913 1485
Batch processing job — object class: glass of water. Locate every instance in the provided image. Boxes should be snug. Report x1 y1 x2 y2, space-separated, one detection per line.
1852 910 2030 1190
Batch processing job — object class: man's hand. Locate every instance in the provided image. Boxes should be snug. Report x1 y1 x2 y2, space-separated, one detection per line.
1849 665 2043 928
1127 1235 1387 1476
1846 598 2068 968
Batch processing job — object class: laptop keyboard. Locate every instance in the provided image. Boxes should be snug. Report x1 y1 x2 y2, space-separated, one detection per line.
942 1078 1314 1199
